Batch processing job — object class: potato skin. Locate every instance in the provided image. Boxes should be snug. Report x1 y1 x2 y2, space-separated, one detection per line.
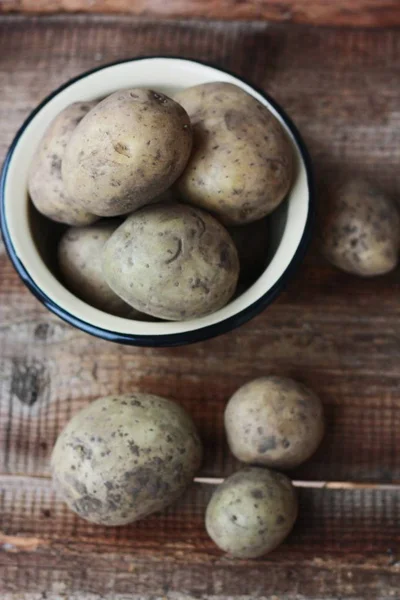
175 82 293 225
321 179 400 276
62 89 192 217
28 102 98 226
58 221 139 317
225 376 324 470
51 393 203 526
205 467 297 558
102 202 239 320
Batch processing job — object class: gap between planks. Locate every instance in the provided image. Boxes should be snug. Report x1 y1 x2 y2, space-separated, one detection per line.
1 473 399 491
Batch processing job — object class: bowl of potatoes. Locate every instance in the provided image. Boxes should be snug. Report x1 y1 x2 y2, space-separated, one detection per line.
0 57 313 346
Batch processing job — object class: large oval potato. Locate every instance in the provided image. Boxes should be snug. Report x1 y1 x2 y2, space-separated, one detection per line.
206 467 298 558
321 178 400 276
102 203 239 320
51 393 203 525
28 102 98 226
225 376 324 469
58 221 139 317
175 82 293 225
62 89 192 217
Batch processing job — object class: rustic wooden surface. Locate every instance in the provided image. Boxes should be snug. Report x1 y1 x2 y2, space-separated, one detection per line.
1 15 400 599
1 0 400 27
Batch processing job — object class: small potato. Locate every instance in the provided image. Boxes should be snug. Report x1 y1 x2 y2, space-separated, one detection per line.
102 203 239 320
225 376 324 469
51 393 203 525
228 218 269 283
58 221 139 317
176 82 293 225
321 178 400 276
28 102 98 226
206 467 297 558
62 89 192 217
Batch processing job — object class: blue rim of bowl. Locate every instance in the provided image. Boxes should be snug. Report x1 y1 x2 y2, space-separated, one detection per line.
0 56 315 347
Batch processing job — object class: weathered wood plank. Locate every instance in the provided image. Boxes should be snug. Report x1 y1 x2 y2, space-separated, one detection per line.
1 475 399 555
0 476 400 597
1 0 400 28
2 556 398 600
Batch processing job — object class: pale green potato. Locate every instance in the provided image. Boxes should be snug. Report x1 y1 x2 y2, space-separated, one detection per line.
175 82 293 225
28 102 98 226
206 467 298 558
62 89 192 217
58 221 141 317
51 393 203 526
102 202 239 320
321 178 400 276
225 376 324 470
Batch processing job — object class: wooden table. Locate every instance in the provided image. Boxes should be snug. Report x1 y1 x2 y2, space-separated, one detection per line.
0 15 400 600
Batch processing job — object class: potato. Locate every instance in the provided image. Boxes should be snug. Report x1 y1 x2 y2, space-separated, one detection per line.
28 102 98 226
321 178 400 276
228 218 269 283
58 221 141 317
225 376 324 470
175 82 293 225
205 467 297 558
102 202 239 320
51 393 203 525
62 89 192 217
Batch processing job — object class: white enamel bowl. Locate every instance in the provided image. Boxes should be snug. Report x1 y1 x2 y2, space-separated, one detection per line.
0 57 314 347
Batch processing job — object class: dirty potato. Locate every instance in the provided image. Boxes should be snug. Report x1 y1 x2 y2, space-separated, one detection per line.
225 376 324 470
58 221 140 317
205 467 298 558
102 203 239 320
321 178 400 276
51 393 203 525
175 82 293 225
62 89 192 217
28 102 98 226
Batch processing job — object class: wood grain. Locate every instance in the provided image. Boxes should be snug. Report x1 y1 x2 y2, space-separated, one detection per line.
1 475 400 598
1 0 400 27
1 14 400 598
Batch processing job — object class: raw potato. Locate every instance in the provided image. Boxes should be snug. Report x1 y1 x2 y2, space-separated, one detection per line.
58 221 139 317
175 82 293 225
225 376 324 470
321 178 400 276
51 393 203 526
102 203 239 320
206 467 298 558
28 102 98 226
62 89 192 217
228 218 269 283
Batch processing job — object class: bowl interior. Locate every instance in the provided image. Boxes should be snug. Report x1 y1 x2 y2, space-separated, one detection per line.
3 57 309 337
